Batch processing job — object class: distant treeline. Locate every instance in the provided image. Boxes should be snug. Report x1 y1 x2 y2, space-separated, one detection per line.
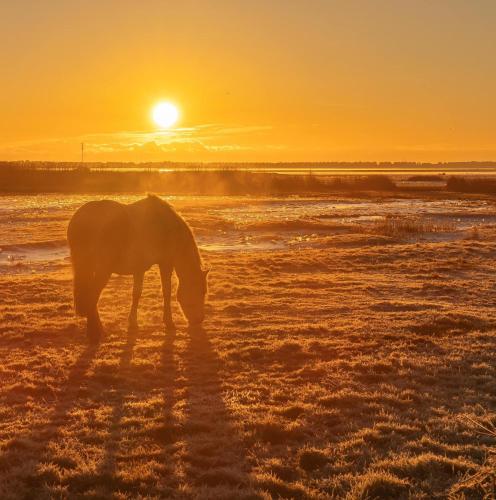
0 166 396 195
3 160 496 171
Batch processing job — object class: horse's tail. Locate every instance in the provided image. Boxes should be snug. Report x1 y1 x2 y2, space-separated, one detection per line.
68 211 93 317
70 247 93 317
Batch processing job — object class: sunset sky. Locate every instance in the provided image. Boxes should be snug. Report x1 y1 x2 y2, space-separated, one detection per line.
1 1 496 163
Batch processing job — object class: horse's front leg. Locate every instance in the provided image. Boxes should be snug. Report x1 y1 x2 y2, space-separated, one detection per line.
128 271 144 330
159 263 175 331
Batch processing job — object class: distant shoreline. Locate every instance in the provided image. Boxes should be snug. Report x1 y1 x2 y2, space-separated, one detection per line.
2 160 496 174
2 165 496 196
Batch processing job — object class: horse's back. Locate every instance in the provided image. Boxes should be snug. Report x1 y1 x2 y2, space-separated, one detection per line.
68 200 126 243
68 195 186 275
68 200 130 266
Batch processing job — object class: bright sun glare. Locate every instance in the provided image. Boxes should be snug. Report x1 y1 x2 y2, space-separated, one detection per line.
152 102 179 128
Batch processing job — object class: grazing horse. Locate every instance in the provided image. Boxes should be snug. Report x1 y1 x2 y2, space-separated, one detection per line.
67 194 208 341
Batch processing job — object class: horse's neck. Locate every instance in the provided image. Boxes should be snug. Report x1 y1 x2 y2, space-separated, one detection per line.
174 224 202 281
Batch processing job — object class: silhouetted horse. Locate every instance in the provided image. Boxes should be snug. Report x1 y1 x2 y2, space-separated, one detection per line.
67 195 208 341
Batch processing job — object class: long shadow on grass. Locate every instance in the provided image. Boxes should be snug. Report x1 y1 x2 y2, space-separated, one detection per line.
90 325 182 497
151 327 183 494
0 341 98 491
90 327 136 496
180 326 253 493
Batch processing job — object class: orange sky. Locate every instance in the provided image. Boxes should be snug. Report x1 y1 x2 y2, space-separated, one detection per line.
1 1 496 163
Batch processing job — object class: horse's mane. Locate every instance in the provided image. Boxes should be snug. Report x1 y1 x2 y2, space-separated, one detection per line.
146 194 203 269
147 193 173 209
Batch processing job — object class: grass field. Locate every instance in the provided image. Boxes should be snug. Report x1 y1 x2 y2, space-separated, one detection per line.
0 193 495 499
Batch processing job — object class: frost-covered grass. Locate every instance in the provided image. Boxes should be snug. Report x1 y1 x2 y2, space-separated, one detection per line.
0 194 495 499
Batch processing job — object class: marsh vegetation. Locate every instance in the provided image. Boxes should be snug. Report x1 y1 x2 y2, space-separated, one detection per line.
0 191 495 498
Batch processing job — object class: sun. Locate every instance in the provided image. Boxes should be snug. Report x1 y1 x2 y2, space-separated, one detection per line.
152 102 179 128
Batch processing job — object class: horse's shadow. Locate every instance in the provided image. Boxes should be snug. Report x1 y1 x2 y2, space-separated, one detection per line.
179 326 252 491
84 323 179 495
95 326 136 488
3 325 252 496
0 338 99 490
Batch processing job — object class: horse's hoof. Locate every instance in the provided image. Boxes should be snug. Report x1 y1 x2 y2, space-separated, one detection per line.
87 322 103 343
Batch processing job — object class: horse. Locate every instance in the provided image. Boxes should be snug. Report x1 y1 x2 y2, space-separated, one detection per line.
67 194 208 341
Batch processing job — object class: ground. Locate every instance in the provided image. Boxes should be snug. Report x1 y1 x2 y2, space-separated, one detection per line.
0 194 495 499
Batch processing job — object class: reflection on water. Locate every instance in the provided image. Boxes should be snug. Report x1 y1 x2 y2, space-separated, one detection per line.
1 194 496 274
86 166 496 176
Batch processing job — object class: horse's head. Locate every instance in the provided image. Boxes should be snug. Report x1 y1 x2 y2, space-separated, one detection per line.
177 268 209 327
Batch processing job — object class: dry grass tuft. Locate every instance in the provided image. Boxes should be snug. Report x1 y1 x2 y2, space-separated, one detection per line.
348 471 410 499
381 452 475 479
254 473 309 499
450 414 496 499
413 313 489 336
297 447 328 471
371 215 455 237
250 418 305 445
277 405 306 420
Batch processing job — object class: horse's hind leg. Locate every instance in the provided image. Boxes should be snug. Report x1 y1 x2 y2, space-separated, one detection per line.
86 270 111 342
128 271 144 330
160 263 175 332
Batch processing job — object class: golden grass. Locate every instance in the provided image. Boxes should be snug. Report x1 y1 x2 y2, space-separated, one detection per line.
1 198 495 498
370 215 456 237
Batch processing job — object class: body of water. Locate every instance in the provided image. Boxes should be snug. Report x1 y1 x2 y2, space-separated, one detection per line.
1 194 495 275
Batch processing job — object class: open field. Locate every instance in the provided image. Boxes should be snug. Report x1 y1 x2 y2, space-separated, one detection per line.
1 193 495 499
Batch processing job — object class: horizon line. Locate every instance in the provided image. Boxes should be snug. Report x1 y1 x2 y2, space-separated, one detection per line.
3 160 496 166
